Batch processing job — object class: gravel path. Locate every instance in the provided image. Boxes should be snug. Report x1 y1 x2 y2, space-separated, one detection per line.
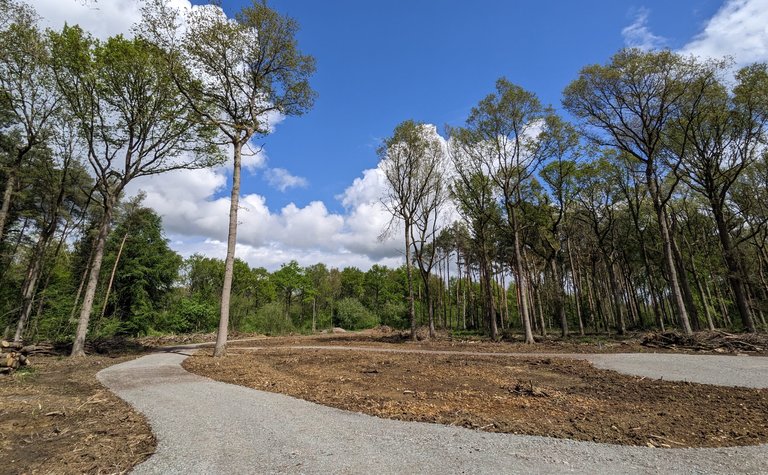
98 350 768 474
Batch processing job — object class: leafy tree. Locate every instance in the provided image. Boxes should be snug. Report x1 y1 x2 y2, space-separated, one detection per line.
334 297 378 330
271 260 308 321
673 63 768 332
380 120 446 339
450 78 549 342
49 27 218 356
100 205 182 335
563 49 715 335
0 1 59 242
141 0 316 356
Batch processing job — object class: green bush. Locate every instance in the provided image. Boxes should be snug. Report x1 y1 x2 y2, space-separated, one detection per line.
334 297 379 330
171 298 218 333
242 302 296 335
378 301 408 329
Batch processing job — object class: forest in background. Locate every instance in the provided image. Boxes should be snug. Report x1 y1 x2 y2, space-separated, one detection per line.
1 0 768 350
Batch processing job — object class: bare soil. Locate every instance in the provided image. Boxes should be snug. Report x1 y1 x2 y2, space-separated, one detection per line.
223 328 768 355
185 341 768 449
0 356 155 475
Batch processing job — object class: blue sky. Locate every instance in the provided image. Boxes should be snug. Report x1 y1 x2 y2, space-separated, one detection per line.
217 0 723 212
35 0 768 270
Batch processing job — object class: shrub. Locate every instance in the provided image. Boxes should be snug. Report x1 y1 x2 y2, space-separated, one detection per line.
334 297 379 330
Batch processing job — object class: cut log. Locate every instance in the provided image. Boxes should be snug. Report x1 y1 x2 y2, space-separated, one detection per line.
1 340 23 350
19 344 54 355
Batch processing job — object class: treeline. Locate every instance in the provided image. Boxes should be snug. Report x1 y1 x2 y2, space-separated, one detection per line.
379 51 768 341
2 0 768 349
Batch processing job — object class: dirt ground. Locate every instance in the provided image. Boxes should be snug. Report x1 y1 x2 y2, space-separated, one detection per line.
0 356 155 475
185 343 768 449
2 329 764 473
223 328 768 356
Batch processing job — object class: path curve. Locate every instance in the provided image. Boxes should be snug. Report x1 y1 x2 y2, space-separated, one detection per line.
98 350 768 474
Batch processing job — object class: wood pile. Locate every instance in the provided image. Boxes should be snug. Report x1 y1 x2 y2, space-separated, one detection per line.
0 340 55 374
641 331 767 354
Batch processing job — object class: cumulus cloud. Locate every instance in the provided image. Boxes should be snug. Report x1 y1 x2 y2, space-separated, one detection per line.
681 0 768 66
28 0 461 271
33 0 193 39
126 155 404 271
264 167 309 192
622 7 666 50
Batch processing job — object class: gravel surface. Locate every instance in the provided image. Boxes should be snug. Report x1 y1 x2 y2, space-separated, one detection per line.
98 350 768 474
585 353 768 388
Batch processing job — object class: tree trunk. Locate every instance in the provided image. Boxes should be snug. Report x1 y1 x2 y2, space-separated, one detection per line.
671 236 700 331
404 223 416 340
567 238 585 336
656 204 693 334
423 270 435 339
711 206 756 332
606 259 626 335
480 252 497 339
512 212 534 343
99 232 128 321
214 143 244 357
312 297 317 333
550 259 568 338
71 200 114 357
0 169 17 243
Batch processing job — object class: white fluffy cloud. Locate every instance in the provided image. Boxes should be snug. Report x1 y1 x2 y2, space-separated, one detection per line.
264 168 308 192
681 0 768 66
125 156 403 271
33 0 193 39
32 0 404 271
622 7 667 50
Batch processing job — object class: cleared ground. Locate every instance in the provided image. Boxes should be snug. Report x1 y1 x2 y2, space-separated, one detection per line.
185 346 768 448
0 355 155 475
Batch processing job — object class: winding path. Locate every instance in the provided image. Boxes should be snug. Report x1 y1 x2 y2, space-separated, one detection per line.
98 347 768 474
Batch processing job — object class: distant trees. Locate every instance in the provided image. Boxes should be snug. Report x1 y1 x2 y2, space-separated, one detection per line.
379 54 768 339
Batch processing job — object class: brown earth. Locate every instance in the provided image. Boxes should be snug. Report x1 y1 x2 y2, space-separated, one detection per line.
0 356 155 475
223 328 768 355
184 344 768 449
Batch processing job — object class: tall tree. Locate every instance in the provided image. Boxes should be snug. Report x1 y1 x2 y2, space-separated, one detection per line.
674 63 768 332
451 78 549 342
0 1 59 242
380 120 446 340
537 115 580 337
49 27 218 356
141 0 316 356
564 49 710 335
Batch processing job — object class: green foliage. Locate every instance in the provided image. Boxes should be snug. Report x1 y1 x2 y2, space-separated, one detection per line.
334 297 379 330
378 301 408 329
242 302 296 335
100 204 182 336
